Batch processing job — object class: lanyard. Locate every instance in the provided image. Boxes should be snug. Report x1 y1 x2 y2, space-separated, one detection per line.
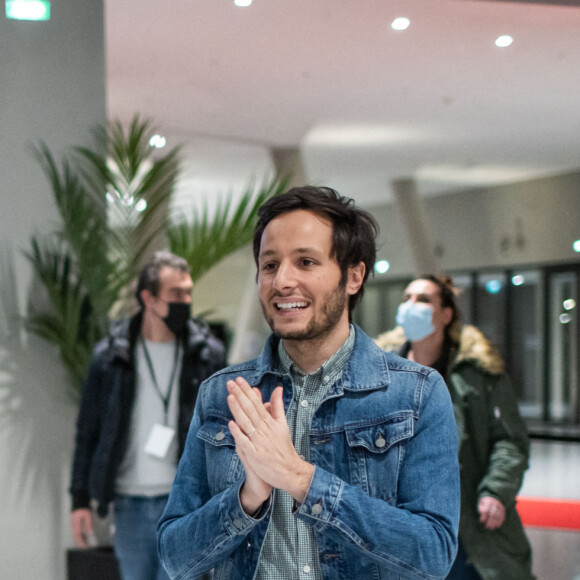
141 336 180 426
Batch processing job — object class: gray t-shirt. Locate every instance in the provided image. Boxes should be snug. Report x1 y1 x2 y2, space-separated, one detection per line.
115 338 181 496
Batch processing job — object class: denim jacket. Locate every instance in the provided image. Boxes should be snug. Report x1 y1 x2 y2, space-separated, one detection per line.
158 327 460 580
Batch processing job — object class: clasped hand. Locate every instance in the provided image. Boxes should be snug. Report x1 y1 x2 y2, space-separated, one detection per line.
226 377 314 514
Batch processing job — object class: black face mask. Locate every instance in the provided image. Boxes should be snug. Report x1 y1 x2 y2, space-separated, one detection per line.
162 302 191 335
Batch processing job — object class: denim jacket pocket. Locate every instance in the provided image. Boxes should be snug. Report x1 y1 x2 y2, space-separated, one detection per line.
344 413 414 501
198 417 244 494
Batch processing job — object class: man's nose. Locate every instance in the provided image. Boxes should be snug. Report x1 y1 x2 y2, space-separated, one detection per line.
273 262 296 290
179 290 193 303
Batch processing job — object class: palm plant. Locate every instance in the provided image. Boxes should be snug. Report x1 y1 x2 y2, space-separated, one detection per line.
167 175 289 282
26 115 288 397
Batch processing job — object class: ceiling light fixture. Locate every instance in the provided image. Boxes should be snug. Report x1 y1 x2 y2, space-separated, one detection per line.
234 0 252 6
5 0 50 20
391 17 410 31
149 134 166 149
495 35 513 48
374 260 390 274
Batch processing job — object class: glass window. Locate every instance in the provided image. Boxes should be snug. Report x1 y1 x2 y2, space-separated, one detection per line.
355 264 580 434
355 279 409 339
548 271 578 423
451 273 474 326
475 272 507 359
355 284 383 339
508 270 543 418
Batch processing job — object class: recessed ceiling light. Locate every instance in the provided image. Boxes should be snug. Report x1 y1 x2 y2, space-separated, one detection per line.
6 0 50 21
374 260 390 274
495 35 513 48
149 134 166 149
234 0 252 6
134 199 148 213
391 17 410 31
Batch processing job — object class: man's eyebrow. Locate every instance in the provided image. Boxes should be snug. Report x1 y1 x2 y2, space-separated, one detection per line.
259 247 324 258
295 247 323 254
258 249 277 259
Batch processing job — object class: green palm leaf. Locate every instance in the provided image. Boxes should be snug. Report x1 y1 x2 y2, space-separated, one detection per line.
167 173 290 282
75 115 182 296
24 237 101 391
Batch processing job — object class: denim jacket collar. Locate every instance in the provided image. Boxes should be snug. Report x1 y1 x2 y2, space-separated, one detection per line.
248 325 392 396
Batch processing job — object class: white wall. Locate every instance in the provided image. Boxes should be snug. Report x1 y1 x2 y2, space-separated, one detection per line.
0 2 105 579
371 171 580 278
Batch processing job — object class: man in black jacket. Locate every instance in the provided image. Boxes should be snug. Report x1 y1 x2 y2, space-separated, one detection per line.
70 251 226 580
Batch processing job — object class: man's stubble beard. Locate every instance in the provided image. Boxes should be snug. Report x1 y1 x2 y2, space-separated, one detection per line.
260 282 348 342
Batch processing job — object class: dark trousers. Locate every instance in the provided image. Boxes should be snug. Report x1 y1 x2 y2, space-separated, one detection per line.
446 540 482 580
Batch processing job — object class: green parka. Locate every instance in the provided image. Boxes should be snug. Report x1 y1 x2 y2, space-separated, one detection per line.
376 325 534 580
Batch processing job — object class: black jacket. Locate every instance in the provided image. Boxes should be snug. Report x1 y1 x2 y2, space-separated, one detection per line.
70 312 226 517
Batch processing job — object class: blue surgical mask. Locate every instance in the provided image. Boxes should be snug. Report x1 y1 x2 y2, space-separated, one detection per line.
396 301 435 342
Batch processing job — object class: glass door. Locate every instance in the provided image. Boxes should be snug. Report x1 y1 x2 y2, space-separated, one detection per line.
546 270 579 424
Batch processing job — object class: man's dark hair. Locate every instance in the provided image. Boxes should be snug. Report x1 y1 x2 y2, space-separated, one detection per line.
253 186 378 317
135 251 190 307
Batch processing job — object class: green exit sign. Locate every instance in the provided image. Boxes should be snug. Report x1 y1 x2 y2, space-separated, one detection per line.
6 0 51 21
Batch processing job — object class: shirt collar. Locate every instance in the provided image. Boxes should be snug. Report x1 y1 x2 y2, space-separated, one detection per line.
277 324 356 379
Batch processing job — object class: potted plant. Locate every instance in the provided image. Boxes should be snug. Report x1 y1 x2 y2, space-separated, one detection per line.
26 115 289 397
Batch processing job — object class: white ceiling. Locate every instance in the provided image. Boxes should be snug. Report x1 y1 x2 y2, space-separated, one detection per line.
105 0 580 209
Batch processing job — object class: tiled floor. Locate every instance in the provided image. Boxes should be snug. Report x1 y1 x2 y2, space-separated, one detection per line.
521 440 580 500
519 440 580 579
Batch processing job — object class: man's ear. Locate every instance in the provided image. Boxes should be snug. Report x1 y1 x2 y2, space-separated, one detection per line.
140 289 153 308
346 262 366 296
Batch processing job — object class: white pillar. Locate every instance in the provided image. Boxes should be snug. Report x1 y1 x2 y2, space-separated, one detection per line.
0 4 106 580
391 178 441 275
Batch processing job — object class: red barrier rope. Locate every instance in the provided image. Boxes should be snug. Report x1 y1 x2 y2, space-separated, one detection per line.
517 496 580 531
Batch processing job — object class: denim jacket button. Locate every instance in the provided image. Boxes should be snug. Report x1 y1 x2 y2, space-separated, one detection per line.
233 518 243 529
311 504 322 515
216 430 225 441
375 434 386 448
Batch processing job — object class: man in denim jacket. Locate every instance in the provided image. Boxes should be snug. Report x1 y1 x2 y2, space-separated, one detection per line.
158 187 460 579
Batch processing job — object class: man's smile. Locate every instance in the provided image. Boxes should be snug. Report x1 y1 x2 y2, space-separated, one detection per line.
274 301 309 311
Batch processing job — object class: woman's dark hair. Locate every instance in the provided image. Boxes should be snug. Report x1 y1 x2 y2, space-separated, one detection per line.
419 274 461 343
253 186 378 318
135 251 190 307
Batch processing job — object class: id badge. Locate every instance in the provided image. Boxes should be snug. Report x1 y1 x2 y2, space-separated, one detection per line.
144 423 176 459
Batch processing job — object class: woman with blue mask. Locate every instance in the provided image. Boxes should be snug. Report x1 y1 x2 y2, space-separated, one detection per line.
376 275 535 580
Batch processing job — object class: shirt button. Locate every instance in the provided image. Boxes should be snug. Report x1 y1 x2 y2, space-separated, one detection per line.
311 504 322 515
303 565 311 573
322 375 330 384
300 400 309 408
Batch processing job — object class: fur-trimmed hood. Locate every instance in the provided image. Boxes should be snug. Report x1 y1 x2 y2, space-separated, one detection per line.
375 324 504 376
